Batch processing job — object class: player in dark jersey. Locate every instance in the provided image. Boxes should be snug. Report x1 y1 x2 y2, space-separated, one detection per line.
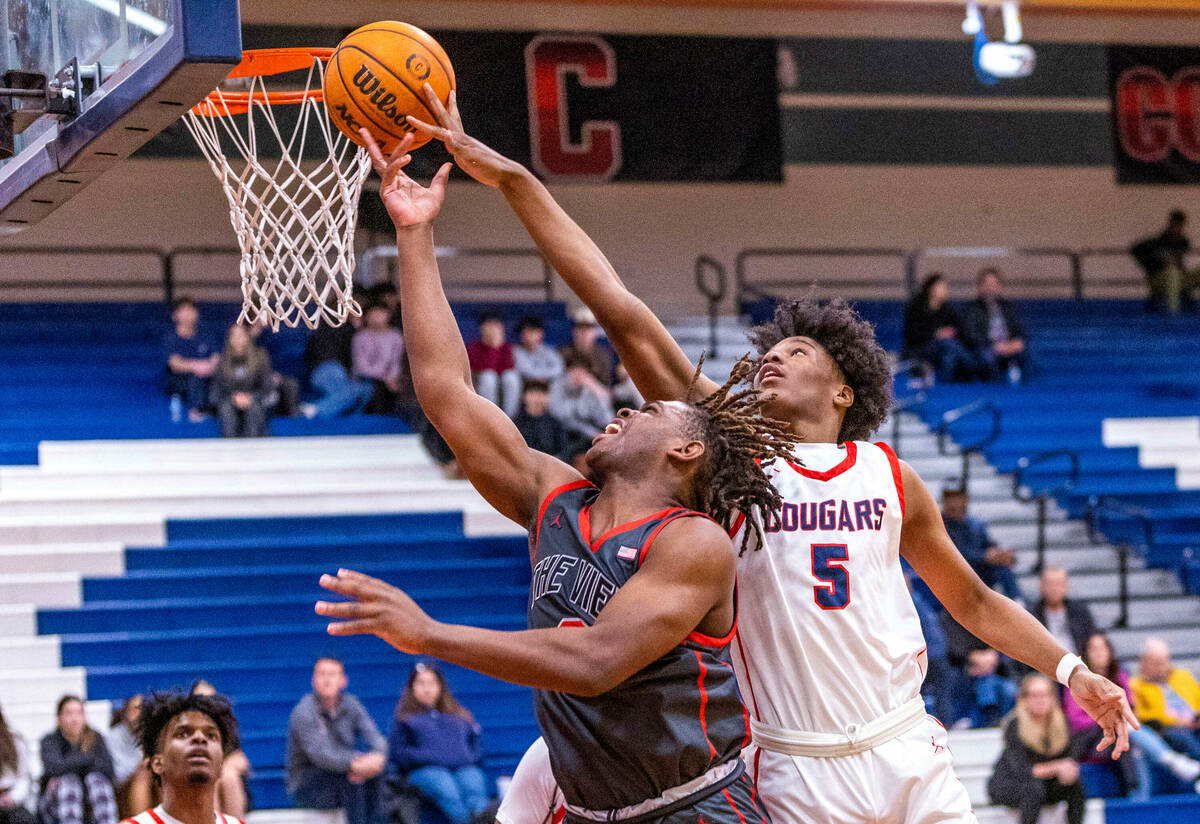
316 131 796 824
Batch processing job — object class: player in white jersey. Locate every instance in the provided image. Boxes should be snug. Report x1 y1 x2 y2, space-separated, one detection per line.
495 738 565 824
406 88 1139 824
122 690 244 824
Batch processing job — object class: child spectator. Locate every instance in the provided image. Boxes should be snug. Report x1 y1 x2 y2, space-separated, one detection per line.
353 303 405 414
39 696 118 824
105 696 150 820
388 663 490 824
549 354 614 442
512 317 563 385
191 681 250 816
0 702 34 824
988 674 1087 824
514 381 569 458
903 274 982 383
211 325 274 438
301 314 374 419
164 297 218 423
467 312 521 417
610 363 643 413
558 308 614 386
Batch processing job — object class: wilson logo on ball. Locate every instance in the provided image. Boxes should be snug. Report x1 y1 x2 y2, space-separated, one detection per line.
352 65 416 130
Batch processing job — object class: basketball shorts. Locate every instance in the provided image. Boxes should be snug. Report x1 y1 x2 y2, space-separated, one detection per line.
564 766 770 824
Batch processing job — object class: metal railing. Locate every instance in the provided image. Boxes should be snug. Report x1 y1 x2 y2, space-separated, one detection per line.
1012 449 1080 574
694 255 727 358
734 247 909 311
936 400 1002 488
1085 496 1155 629
359 245 556 301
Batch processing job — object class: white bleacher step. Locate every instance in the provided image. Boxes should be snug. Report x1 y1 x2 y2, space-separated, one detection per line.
0 514 164 546
463 507 526 537
990 521 1091 547
968 499 1068 525
1090 595 1200 628
0 667 85 707
974 801 1104 824
1111 623 1200 658
1102 416 1199 449
0 636 59 668
1015 545 1141 574
0 572 81 608
1018 567 1181 601
247 811 345 824
0 604 35 637
0 542 124 575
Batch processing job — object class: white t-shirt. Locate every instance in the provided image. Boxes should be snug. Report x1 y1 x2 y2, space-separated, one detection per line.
495 738 565 824
123 804 243 824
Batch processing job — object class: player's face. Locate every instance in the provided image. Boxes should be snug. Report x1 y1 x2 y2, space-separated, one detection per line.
152 711 223 789
753 336 850 427
586 401 699 475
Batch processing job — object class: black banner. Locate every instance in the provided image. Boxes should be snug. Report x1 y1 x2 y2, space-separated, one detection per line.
1109 45 1200 184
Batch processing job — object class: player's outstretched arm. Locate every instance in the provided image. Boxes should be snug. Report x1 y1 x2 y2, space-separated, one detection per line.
898 461 1140 757
365 131 578 526
317 517 735 695
407 86 718 403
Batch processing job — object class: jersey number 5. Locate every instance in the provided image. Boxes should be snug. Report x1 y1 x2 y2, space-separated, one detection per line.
811 544 850 609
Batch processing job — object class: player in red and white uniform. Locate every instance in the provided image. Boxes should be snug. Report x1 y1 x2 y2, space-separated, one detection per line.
404 88 1140 824
495 738 565 824
122 690 244 824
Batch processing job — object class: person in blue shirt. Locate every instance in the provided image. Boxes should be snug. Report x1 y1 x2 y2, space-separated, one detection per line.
163 297 218 422
941 485 1022 603
388 663 488 824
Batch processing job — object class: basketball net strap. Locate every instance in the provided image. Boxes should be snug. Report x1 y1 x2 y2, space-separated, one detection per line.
183 58 371 330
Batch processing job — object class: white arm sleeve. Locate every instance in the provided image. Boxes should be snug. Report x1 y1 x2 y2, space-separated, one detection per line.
495 738 564 824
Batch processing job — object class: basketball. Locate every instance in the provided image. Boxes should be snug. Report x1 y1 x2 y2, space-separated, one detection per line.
323 21 455 152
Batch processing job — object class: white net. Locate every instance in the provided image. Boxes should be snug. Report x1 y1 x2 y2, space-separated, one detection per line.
183 57 371 330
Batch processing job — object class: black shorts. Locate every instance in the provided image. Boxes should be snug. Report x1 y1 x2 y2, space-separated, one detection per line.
565 762 772 824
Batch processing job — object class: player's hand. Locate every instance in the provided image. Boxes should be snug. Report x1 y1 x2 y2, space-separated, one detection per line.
361 130 452 227
408 86 519 188
1068 668 1140 759
316 568 435 654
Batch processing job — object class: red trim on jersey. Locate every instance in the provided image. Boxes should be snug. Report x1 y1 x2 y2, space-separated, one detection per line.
686 581 738 647
551 806 566 824
693 649 718 759
580 505 685 552
146 810 167 824
534 480 596 546
733 630 761 722
752 747 762 791
874 441 905 517
635 510 715 567
786 441 857 481
721 788 749 824
727 512 746 539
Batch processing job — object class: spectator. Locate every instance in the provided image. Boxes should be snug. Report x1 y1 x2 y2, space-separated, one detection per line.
39 696 118 824
286 658 388 824
211 325 274 438
164 297 218 423
1030 567 1096 656
0 702 34 824
247 321 301 417
549 354 614 443
610 363 643 413
1130 638 1200 762
965 648 1018 728
512 317 563 385
301 314 374 419
564 440 590 478
903 273 982 383
558 308 614 386
1067 632 1200 799
941 485 1022 603
941 612 1018 727
105 696 150 820
907 572 953 724
366 281 401 327
191 681 250 817
513 381 569 458
353 304 405 415
388 663 489 824
1131 210 1200 313
988 674 1087 824
964 268 1030 383
466 312 521 417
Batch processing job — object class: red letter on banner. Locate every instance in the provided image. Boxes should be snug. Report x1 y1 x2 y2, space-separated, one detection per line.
1115 66 1172 163
1174 68 1200 162
524 34 622 180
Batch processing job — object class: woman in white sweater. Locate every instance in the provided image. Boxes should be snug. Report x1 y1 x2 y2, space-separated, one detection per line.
0 704 35 824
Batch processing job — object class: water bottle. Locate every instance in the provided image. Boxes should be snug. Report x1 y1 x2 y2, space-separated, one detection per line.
169 395 183 423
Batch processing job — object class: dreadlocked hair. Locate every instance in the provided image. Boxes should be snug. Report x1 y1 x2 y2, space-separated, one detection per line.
684 355 801 555
746 298 892 443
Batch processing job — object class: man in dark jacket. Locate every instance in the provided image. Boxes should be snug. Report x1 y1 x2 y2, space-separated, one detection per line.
513 380 569 459
1029 567 1096 656
1131 209 1200 313
963 268 1029 383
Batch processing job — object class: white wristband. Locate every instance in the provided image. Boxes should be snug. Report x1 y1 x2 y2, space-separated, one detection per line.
1056 653 1086 687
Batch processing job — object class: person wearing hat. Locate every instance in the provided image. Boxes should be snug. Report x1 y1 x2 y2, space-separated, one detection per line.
558 308 614 387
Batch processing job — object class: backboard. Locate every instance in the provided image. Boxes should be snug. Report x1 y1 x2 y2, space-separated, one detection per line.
0 0 241 233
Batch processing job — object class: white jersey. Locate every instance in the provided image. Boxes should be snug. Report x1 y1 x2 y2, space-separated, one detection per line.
123 805 243 824
731 440 927 734
495 738 565 824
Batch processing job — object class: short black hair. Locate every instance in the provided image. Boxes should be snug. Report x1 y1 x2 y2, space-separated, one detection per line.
563 353 592 371
516 316 544 333
746 298 892 443
1170 209 1187 224
171 296 197 312
477 310 503 325
522 379 550 394
136 689 240 762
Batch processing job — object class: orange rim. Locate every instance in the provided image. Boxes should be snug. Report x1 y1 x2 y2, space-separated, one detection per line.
191 48 334 117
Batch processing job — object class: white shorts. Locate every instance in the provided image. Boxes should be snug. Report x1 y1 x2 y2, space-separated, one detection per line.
746 716 976 824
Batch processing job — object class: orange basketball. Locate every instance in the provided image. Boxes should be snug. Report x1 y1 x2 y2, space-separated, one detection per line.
323 21 455 153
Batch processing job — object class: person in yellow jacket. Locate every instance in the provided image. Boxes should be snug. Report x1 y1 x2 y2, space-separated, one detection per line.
1130 638 1200 762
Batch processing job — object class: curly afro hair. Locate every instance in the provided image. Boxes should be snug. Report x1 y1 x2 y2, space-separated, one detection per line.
746 298 892 443
136 689 241 769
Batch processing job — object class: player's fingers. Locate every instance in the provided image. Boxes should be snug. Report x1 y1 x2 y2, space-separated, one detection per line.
325 619 377 636
446 89 463 128
1113 718 1131 758
429 162 453 196
422 83 452 124
360 129 387 170
406 115 447 142
319 572 370 598
314 600 374 618
387 133 416 164
1120 700 1140 729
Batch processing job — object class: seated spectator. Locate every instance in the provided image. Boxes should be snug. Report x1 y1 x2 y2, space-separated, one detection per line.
903 273 982 383
39 696 118 824
104 696 150 819
1067 632 1200 799
549 354 614 443
286 658 387 824
211 325 274 438
388 663 489 824
514 381 569 458
512 317 563 385
353 303 405 415
1030 567 1096 656
942 612 1018 727
301 314 374 419
1131 209 1200 314
164 297 218 423
965 648 1018 728
610 363 643 413
907 572 952 724
247 320 301 417
941 485 1022 603
366 281 401 327
1130 638 1200 762
0 702 35 824
467 312 521 417
191 681 250 817
558 308 614 387
964 268 1030 383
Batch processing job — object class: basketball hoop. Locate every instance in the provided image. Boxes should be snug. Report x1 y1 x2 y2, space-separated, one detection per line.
184 48 370 330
